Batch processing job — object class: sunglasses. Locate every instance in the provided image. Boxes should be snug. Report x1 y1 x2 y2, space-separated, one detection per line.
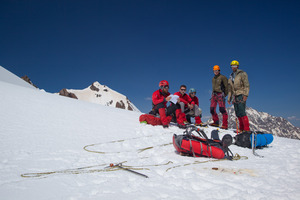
231 65 238 68
163 85 169 89
190 92 196 95
180 88 186 91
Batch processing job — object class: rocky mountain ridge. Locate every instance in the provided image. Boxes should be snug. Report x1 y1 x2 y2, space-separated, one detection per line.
58 81 140 112
211 106 300 140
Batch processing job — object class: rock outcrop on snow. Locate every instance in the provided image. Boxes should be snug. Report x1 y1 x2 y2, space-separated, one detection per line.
0 66 37 89
210 106 300 140
58 81 140 112
21 75 38 88
58 88 78 99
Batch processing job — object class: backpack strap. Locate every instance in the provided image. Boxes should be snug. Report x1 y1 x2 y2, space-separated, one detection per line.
189 139 196 157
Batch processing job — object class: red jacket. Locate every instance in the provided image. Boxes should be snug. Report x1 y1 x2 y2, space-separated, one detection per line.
189 95 199 106
152 89 170 107
174 92 195 107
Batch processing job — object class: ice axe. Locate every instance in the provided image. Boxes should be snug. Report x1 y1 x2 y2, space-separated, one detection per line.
109 163 149 178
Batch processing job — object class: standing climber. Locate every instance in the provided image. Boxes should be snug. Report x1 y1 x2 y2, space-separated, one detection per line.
210 65 229 129
227 60 250 132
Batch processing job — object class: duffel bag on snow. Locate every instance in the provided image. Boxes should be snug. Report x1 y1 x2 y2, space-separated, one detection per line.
139 114 173 126
139 114 163 126
234 131 273 148
173 126 233 159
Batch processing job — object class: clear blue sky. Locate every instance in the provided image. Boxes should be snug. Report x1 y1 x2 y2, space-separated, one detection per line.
1 0 300 127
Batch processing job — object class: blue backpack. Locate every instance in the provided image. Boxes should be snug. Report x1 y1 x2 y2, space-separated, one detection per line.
234 131 273 148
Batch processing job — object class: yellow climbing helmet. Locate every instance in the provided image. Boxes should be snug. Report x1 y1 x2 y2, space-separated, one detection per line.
213 65 220 71
230 60 239 66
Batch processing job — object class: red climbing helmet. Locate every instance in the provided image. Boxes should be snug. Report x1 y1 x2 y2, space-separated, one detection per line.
159 80 169 88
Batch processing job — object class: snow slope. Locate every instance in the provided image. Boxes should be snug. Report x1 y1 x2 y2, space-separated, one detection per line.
1 80 300 200
0 66 36 89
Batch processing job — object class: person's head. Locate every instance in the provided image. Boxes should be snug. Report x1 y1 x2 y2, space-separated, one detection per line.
189 88 196 97
213 65 220 75
179 85 187 95
159 80 169 93
230 60 239 72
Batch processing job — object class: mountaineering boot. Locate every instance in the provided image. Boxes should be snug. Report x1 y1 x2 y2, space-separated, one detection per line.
196 122 207 127
194 116 202 126
158 108 169 126
200 123 208 127
175 109 187 129
195 117 207 127
211 114 219 127
209 122 219 127
221 113 228 129
220 125 228 130
210 105 220 125
242 116 250 131
238 117 244 132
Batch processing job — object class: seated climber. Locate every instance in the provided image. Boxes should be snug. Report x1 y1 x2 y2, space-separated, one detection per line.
186 88 205 126
139 80 187 128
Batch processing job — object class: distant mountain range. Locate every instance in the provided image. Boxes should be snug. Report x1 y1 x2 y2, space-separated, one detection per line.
58 81 140 112
210 106 300 140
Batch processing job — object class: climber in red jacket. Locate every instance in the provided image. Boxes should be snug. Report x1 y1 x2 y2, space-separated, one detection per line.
139 80 187 128
174 85 203 126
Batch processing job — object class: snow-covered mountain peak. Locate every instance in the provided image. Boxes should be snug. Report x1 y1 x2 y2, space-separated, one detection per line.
91 81 101 88
88 81 102 91
58 81 140 112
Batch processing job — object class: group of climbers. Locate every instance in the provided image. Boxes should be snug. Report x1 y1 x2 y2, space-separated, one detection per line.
147 80 187 128
140 60 250 132
141 81 203 129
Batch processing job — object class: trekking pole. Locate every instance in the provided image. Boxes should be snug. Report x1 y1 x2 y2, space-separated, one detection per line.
109 163 149 178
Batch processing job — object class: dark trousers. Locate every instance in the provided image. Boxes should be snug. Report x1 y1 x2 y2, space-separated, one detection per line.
150 102 179 116
234 95 247 117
